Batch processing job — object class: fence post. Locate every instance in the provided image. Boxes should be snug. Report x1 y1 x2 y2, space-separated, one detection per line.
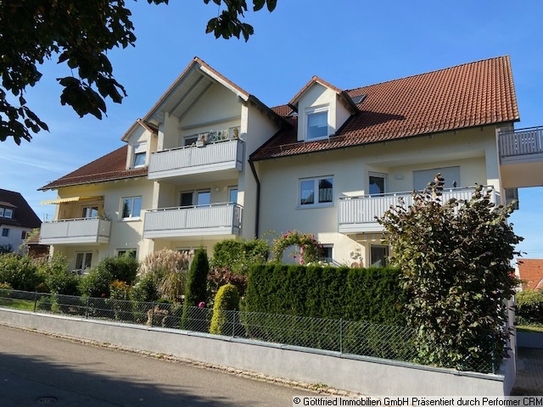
339 318 343 354
33 291 38 313
232 311 236 338
84 296 90 319
150 304 155 327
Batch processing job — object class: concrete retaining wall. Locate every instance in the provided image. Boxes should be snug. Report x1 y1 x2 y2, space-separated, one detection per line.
0 309 512 396
517 331 543 349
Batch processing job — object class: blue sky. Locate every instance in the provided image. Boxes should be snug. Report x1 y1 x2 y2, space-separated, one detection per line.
1 1 542 258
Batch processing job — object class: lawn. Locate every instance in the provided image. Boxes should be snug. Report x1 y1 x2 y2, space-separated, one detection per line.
0 297 35 311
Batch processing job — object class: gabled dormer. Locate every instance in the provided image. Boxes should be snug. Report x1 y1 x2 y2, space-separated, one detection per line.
121 119 158 170
289 76 359 142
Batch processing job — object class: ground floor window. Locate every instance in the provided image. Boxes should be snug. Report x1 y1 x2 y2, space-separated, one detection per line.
75 252 93 273
370 245 389 267
1 228 9 238
117 249 136 258
320 245 333 264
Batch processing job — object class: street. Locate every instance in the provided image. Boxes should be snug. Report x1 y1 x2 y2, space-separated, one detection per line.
0 324 315 406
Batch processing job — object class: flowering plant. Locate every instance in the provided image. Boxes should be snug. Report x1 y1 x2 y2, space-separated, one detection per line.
272 230 322 264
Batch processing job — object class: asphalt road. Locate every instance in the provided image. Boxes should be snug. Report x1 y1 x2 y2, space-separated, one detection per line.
0 324 315 406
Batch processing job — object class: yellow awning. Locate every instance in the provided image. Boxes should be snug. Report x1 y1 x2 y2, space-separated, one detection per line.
40 197 80 205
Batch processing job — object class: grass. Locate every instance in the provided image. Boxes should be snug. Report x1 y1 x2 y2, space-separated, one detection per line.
516 325 543 333
0 297 35 311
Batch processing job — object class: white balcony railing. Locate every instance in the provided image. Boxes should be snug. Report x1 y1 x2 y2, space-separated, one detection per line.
338 187 500 233
39 218 111 245
143 203 242 239
148 139 244 180
499 127 543 158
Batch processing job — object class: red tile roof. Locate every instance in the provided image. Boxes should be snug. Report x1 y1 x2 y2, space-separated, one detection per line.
39 146 147 191
518 259 543 291
0 189 41 229
251 56 519 161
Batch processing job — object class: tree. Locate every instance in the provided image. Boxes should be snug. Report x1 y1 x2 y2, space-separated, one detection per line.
378 175 522 372
0 0 277 144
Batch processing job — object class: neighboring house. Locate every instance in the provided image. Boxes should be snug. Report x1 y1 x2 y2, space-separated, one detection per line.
0 189 42 253
39 56 543 270
517 259 543 291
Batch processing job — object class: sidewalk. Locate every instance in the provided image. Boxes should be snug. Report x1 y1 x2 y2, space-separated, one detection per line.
511 348 543 396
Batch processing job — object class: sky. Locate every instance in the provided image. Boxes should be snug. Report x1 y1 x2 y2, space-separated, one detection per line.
1 1 542 258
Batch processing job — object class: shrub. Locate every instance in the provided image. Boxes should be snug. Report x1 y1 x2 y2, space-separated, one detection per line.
379 176 521 371
78 267 114 298
138 249 192 301
130 274 159 302
207 267 248 302
516 290 543 325
211 238 269 274
182 248 210 331
209 283 240 335
0 253 43 291
100 253 139 285
35 255 79 295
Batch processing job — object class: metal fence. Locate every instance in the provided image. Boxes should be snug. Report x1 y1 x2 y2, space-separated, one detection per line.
0 289 499 374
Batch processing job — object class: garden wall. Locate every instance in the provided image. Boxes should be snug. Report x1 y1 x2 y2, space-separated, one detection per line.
0 308 514 397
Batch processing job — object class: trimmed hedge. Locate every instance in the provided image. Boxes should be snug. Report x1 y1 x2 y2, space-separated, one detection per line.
244 264 406 325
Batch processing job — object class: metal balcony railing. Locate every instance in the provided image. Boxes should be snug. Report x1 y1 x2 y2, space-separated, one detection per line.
39 218 111 245
499 126 543 158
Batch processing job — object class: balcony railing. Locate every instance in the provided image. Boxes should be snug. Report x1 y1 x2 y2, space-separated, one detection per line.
499 126 543 158
143 203 242 239
148 139 244 180
39 218 111 245
338 187 500 233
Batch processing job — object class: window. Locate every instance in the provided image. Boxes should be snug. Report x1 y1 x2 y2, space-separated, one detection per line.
321 245 333 263
82 206 98 219
1 228 9 238
369 173 387 196
75 252 93 273
183 134 199 146
370 245 389 267
229 187 238 203
0 208 3 217
179 190 211 207
122 196 142 219
117 249 136 258
21 231 27 240
133 143 147 167
300 177 333 206
1 208 13 218
306 107 329 140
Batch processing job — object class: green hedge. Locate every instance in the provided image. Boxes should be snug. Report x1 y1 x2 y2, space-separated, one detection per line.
244 264 406 325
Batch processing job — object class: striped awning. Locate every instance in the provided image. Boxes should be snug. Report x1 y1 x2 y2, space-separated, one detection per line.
40 197 81 205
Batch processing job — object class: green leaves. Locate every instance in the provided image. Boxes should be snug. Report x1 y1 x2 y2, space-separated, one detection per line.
379 175 522 371
1 0 276 144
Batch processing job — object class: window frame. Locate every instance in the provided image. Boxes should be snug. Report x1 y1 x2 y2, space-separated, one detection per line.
305 105 329 141
370 245 389 267
228 187 238 204
179 189 211 208
299 176 334 208
3 208 13 218
132 143 147 168
1 228 9 238
75 252 93 274
82 206 99 219
368 172 388 197
121 196 142 220
117 249 137 258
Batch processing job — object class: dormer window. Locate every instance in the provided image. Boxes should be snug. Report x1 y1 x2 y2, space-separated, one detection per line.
306 106 329 140
133 143 147 168
0 208 13 218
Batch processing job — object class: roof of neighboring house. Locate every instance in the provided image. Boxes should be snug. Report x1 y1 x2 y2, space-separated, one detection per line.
39 146 148 191
518 259 543 291
250 55 519 161
0 189 41 229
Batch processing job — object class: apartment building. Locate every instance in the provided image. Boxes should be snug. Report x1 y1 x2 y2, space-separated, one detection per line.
39 56 543 270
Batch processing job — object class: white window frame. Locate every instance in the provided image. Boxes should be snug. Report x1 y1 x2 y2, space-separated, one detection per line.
121 196 142 220
0 208 4 217
321 244 333 264
228 186 238 204
4 208 13 219
1 228 9 238
368 172 388 196
370 245 389 267
133 143 147 168
299 176 334 208
305 105 329 140
179 189 211 208
82 205 99 219
75 252 93 274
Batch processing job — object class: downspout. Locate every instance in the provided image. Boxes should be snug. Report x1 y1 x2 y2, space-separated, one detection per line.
248 159 261 238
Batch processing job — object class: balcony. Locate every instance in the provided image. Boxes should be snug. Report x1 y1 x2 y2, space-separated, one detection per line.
338 187 500 234
143 203 242 239
148 139 244 182
39 218 111 245
499 127 543 189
